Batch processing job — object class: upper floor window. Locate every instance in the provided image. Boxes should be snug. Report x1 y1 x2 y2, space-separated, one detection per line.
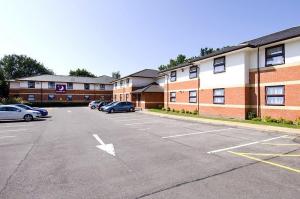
120 80 124 86
189 66 198 79
213 88 225 104
214 57 225 73
28 81 35 88
67 83 73 90
265 86 285 106
126 78 130 84
170 71 176 82
100 84 105 90
48 82 55 89
84 83 90 90
114 82 117 87
189 90 197 103
170 92 176 102
265 44 285 67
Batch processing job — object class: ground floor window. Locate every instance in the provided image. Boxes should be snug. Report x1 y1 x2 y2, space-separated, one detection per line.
120 94 122 101
265 85 285 106
170 92 176 102
67 95 73 101
114 95 117 101
213 88 225 104
28 94 35 101
189 90 197 103
48 94 55 101
84 95 90 101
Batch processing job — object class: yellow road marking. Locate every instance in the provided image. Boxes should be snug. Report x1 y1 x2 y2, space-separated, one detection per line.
236 152 300 157
228 151 300 173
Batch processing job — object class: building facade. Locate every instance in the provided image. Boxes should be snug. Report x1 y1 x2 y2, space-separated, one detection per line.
112 69 164 109
161 26 300 120
9 75 114 104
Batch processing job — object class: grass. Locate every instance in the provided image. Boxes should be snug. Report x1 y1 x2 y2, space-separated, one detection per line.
149 109 300 129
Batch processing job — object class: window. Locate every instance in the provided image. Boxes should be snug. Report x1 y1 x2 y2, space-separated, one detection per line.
114 82 117 87
100 84 105 90
170 71 176 82
189 66 198 79
67 95 73 101
120 94 122 101
6 107 19 112
28 95 35 101
170 92 176 102
120 80 124 86
67 83 73 90
189 90 197 103
265 44 285 66
28 81 35 88
48 82 55 89
126 78 130 84
214 57 225 73
213 88 225 104
84 84 90 90
114 95 117 101
265 86 285 106
48 94 55 101
84 95 90 101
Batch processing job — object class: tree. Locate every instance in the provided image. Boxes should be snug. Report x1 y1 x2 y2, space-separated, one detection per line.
112 71 121 79
0 66 8 97
69 68 96 77
158 54 187 71
200 47 214 57
0 54 54 80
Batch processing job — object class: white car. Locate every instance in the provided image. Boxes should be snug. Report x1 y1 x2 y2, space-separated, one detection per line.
0 105 41 122
88 100 101 109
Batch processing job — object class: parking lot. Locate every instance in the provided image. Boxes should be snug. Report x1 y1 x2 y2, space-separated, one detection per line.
0 107 299 199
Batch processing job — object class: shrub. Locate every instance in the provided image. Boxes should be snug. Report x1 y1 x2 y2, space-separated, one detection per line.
162 107 166 111
263 116 277 123
193 110 198 115
167 107 171 111
181 109 185 114
283 119 294 125
252 117 262 121
172 109 175 112
175 110 180 113
1 97 26 105
186 110 190 114
247 111 257 120
294 117 300 126
158 104 163 109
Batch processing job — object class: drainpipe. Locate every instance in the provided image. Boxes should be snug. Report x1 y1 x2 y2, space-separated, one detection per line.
257 46 261 118
166 73 169 109
40 81 43 106
197 65 200 116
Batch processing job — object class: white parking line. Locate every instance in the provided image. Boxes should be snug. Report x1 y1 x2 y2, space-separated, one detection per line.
207 135 288 154
125 122 157 126
0 136 16 139
117 118 143 122
162 128 234 139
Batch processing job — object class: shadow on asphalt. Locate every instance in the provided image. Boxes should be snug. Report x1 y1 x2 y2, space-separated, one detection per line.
0 118 48 123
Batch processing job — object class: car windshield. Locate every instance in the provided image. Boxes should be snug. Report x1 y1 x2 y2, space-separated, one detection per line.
16 104 32 110
107 102 117 106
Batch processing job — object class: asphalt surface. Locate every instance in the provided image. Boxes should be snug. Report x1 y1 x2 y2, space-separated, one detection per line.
0 107 299 199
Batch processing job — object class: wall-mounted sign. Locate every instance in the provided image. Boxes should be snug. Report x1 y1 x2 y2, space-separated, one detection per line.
56 84 66 93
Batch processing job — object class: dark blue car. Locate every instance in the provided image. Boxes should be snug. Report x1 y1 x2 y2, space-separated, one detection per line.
14 104 48 117
103 102 135 113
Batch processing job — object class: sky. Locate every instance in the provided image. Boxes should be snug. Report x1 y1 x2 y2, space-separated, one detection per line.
0 0 300 77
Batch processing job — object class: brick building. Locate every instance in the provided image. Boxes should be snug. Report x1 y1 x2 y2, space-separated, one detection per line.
160 26 300 120
9 75 114 104
112 69 164 109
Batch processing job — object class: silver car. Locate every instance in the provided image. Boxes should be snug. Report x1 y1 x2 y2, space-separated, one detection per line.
0 105 41 122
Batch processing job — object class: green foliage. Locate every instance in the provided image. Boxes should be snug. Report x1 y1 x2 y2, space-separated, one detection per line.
251 117 262 121
200 47 214 57
158 104 163 109
112 71 121 79
162 107 166 111
0 54 53 79
295 118 300 126
247 111 257 120
69 68 96 77
172 109 175 112
175 110 180 113
0 67 8 97
167 107 170 111
181 109 185 114
0 97 26 105
193 109 198 115
158 54 187 71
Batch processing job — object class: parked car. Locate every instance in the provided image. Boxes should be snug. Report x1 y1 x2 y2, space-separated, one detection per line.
89 101 102 109
13 104 48 117
99 101 118 111
96 101 111 110
103 102 135 113
0 105 41 122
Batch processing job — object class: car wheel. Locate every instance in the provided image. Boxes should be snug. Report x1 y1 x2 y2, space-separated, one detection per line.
24 114 33 122
110 109 115 113
129 107 134 112
91 105 96 109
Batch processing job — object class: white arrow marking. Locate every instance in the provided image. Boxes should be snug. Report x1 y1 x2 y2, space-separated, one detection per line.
93 134 116 156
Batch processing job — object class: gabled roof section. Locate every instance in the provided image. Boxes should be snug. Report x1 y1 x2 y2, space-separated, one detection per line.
160 26 300 73
131 82 164 93
14 74 115 84
113 69 159 82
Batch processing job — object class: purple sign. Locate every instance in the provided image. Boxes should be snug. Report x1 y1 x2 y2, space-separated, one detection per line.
56 84 66 93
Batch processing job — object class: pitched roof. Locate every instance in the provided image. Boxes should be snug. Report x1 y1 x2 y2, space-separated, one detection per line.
160 26 300 73
13 74 115 84
131 83 164 93
113 69 159 82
